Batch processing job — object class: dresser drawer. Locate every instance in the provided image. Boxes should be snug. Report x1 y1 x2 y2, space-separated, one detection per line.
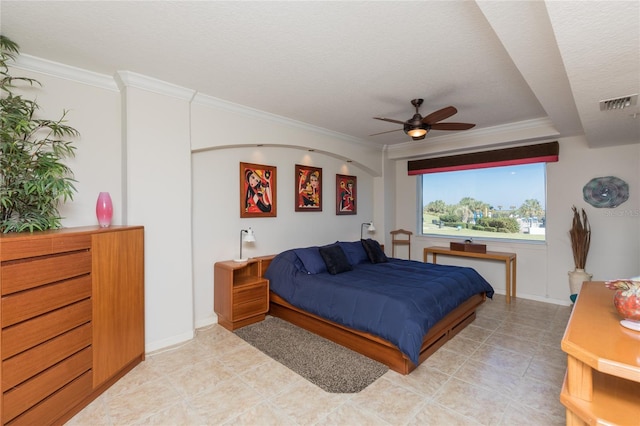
2 323 92 390
0 234 91 262
3 346 92 423
2 299 91 360
8 370 93 426
2 275 92 327
1 250 91 296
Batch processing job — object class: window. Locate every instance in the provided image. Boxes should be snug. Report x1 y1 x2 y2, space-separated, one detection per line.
420 163 546 241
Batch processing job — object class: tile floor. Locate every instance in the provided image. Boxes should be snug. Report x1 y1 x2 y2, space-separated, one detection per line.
68 294 572 425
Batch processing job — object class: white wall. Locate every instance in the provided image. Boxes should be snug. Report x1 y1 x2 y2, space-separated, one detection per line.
547 138 639 285
115 72 196 351
10 64 123 227
391 136 640 305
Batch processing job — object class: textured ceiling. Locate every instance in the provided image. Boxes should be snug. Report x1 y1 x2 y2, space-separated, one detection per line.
1 1 638 148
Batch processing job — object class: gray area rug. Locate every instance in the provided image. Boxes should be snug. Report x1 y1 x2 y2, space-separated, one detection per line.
234 316 388 393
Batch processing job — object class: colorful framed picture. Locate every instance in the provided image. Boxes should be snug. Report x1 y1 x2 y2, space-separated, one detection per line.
240 162 277 218
336 174 357 215
295 164 322 212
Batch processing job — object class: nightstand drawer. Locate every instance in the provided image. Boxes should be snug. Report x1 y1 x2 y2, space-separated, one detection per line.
234 281 267 304
233 298 268 320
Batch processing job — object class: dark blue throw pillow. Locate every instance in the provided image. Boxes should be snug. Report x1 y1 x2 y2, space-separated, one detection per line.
293 247 327 274
338 241 369 265
361 238 388 263
319 244 353 275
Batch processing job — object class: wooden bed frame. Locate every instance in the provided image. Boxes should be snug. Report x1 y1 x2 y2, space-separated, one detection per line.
259 255 487 375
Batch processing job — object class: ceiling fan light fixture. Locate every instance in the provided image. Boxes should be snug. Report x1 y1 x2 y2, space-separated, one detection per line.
407 127 427 138
373 99 475 140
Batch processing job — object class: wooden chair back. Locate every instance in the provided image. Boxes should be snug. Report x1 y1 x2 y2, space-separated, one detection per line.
390 229 413 259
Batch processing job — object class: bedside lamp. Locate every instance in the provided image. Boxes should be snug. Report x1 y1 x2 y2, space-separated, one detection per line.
234 228 256 263
360 221 376 239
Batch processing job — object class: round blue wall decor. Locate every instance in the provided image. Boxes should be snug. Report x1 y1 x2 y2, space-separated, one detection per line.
583 176 629 208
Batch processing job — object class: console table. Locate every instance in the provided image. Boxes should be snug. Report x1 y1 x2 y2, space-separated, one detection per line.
423 246 517 303
560 281 640 425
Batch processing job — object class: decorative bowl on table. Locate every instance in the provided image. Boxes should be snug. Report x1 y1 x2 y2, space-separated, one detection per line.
605 279 640 331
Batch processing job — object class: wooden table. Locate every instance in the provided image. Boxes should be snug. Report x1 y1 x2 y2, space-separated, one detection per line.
423 246 517 303
560 282 640 425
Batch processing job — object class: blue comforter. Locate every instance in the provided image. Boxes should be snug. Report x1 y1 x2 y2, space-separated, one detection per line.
265 248 494 365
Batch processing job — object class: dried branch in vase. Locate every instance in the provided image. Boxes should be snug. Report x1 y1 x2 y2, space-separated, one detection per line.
569 205 591 270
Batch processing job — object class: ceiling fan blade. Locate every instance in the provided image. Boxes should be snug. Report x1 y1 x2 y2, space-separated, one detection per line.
430 122 476 131
369 128 403 136
422 106 458 124
373 117 406 125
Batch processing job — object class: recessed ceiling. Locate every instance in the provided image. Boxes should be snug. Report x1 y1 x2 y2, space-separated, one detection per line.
1 1 638 148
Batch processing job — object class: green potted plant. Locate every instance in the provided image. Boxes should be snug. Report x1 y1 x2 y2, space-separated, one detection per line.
568 205 592 302
0 35 79 233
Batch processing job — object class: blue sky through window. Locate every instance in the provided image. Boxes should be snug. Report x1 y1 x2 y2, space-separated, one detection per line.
421 163 546 210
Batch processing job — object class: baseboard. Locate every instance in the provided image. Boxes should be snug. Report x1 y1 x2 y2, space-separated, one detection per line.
145 330 195 354
195 313 217 329
492 289 571 306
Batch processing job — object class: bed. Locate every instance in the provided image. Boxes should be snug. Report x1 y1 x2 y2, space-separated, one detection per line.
262 240 494 374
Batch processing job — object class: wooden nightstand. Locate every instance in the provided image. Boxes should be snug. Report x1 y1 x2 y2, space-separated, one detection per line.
214 259 269 331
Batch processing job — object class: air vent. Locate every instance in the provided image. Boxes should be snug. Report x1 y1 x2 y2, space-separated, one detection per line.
600 94 638 111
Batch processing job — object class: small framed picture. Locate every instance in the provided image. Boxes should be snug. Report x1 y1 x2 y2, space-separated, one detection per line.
336 174 357 215
240 162 277 218
295 164 322 212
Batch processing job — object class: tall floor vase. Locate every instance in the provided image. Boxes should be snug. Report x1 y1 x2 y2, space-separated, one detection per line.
96 192 113 228
568 268 592 303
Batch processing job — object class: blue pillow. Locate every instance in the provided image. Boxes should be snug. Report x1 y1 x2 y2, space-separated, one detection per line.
337 241 369 266
293 247 327 274
361 239 388 263
319 244 353 275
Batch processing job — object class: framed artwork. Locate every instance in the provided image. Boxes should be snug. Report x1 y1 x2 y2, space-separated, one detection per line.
295 164 322 212
336 174 357 215
240 162 277 218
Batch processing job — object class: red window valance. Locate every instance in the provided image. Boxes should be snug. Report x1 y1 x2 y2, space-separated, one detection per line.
408 141 559 175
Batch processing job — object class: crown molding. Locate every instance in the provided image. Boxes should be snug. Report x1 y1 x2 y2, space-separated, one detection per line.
192 92 377 149
11 54 118 92
386 117 560 160
115 71 196 101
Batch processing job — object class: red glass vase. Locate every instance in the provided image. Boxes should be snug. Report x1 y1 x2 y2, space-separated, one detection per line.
96 192 113 228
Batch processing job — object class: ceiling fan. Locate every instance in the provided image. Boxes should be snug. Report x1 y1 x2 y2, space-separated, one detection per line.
372 99 476 141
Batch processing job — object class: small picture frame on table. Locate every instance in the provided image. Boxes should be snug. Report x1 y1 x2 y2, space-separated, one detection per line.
295 164 322 212
336 174 357 215
240 162 277 218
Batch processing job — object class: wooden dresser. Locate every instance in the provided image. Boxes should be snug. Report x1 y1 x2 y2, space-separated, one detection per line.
560 281 640 425
0 226 144 425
